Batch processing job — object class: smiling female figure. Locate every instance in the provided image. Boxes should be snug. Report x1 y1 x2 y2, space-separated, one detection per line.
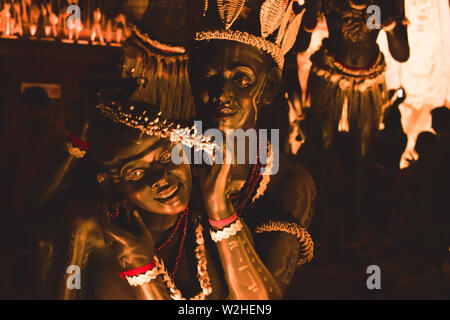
60 105 213 300
57 20 229 299
58 65 301 300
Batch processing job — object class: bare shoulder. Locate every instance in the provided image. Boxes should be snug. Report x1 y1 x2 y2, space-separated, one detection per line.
270 153 316 228
63 185 105 248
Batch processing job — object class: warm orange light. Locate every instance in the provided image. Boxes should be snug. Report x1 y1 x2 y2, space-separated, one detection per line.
29 24 37 36
1 1 128 46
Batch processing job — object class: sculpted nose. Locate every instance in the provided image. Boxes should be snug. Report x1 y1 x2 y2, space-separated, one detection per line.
145 168 164 188
219 93 232 106
147 170 176 193
217 80 233 105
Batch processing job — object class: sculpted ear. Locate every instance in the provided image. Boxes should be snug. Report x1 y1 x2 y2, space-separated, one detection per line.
260 66 282 106
97 173 111 191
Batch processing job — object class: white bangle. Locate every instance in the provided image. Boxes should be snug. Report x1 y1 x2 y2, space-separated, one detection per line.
125 267 159 286
382 20 397 32
210 219 243 242
65 141 87 158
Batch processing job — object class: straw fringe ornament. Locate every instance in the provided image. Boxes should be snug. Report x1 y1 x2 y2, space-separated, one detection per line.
121 30 196 120
217 0 246 30
281 9 305 55
275 0 293 45
260 0 286 38
254 221 314 267
202 0 209 16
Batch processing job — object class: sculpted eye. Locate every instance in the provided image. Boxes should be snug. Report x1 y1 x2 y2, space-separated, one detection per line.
200 69 217 80
232 73 252 88
160 151 172 163
125 168 146 181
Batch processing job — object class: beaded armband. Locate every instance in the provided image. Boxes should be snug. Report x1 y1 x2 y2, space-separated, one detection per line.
254 221 314 266
210 219 243 242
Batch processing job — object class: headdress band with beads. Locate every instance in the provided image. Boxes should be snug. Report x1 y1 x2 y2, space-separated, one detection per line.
96 102 218 158
195 0 306 70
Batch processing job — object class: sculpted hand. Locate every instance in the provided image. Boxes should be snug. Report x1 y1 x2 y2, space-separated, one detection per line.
102 210 155 270
394 88 406 105
196 140 234 221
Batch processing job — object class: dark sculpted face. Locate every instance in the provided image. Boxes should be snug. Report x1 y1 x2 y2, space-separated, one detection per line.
190 40 280 131
101 136 191 215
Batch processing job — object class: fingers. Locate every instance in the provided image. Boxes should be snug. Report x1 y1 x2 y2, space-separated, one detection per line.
217 133 234 166
216 137 233 184
103 224 132 246
196 160 231 193
195 165 211 189
211 135 233 172
195 134 233 193
131 210 154 244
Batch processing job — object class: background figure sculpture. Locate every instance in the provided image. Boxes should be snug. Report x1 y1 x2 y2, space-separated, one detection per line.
296 0 410 255
300 0 410 157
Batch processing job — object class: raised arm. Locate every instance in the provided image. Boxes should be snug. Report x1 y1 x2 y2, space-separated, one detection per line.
295 0 322 52
57 200 171 300
278 158 316 228
58 210 104 299
384 0 410 62
197 159 304 299
101 210 171 300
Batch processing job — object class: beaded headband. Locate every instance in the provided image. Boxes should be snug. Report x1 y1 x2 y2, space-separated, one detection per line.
195 0 306 69
195 29 285 69
96 102 217 158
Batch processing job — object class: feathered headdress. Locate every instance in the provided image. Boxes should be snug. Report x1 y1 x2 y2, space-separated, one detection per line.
195 0 306 69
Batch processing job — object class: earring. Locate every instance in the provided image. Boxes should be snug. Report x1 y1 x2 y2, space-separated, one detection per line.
104 190 120 219
97 173 107 184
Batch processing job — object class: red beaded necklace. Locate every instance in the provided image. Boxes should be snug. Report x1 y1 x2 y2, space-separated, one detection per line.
155 207 190 279
231 163 263 217
230 139 267 217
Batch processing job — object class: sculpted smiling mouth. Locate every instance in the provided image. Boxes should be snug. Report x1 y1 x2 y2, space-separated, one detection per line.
154 183 181 202
214 102 240 118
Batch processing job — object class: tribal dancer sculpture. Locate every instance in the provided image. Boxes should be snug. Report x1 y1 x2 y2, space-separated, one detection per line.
56 0 313 300
57 30 307 300
189 0 316 298
292 0 410 251
299 0 410 156
59 78 221 299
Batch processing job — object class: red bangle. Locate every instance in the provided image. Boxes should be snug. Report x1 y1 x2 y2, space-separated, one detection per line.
68 132 90 151
118 261 156 279
209 212 238 229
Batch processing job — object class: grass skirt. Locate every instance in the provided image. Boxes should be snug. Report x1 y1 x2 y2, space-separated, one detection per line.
307 39 388 156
